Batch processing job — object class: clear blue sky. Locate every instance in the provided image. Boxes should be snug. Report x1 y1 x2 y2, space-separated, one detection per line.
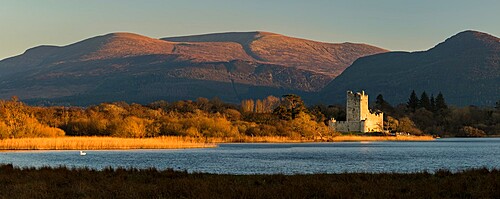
1 0 499 59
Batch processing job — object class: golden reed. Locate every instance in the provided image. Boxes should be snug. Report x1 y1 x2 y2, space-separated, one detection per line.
328 135 435 142
0 135 434 150
207 135 434 143
0 136 216 150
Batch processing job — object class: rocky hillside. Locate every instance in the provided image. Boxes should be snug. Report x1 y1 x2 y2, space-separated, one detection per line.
320 30 500 106
0 32 385 105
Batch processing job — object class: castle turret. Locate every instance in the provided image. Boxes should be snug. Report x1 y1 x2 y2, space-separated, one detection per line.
346 91 369 122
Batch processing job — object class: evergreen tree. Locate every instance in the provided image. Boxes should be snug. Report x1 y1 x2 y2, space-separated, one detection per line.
430 94 436 112
435 92 448 111
273 94 308 120
407 90 419 112
375 94 385 110
375 94 394 113
419 91 431 110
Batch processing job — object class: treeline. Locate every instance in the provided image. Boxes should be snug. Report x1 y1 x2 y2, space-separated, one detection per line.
371 91 500 137
0 95 333 139
1 92 498 139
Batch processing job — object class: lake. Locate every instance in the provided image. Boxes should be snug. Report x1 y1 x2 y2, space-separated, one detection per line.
1 138 499 174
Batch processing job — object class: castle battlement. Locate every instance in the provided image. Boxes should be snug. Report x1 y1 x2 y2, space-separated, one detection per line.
329 90 384 133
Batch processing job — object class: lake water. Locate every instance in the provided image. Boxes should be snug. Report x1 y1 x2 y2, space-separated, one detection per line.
1 138 499 174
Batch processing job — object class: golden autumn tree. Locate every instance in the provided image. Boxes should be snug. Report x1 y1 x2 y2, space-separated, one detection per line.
0 98 64 139
241 99 255 113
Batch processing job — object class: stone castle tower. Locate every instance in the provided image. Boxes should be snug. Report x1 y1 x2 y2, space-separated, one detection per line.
329 91 384 133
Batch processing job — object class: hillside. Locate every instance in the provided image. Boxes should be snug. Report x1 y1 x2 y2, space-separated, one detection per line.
163 31 386 77
320 30 500 106
0 31 385 105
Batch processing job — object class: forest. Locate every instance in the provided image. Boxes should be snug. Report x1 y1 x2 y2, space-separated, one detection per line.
0 92 499 140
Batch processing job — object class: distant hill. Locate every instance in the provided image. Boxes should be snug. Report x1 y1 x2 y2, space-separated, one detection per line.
0 32 386 105
162 31 386 77
320 30 500 106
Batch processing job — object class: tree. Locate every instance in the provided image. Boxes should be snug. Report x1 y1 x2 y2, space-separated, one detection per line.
374 94 394 114
495 100 500 110
273 94 308 120
308 105 326 123
255 99 264 113
288 112 331 139
430 94 436 112
397 117 423 135
459 126 486 137
196 97 211 111
263 96 279 113
407 90 419 112
111 116 149 138
241 99 255 113
419 91 431 110
375 94 385 110
435 92 448 111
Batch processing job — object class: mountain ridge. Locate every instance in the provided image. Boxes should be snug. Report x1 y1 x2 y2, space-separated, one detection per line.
163 31 387 76
320 30 500 106
0 31 386 105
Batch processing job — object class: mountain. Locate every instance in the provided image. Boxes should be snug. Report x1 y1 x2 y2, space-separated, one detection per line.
0 32 386 105
162 31 386 77
320 30 500 106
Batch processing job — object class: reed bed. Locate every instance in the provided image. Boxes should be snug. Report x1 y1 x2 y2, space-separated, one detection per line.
0 165 497 199
207 135 434 143
0 135 434 150
208 136 306 143
0 136 216 150
329 135 435 142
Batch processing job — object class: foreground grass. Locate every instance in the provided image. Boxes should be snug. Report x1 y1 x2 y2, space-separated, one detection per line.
0 164 497 199
0 136 216 150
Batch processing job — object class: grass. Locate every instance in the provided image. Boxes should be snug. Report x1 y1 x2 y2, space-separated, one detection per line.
209 135 435 143
328 135 435 142
207 136 306 143
0 164 497 199
0 135 434 150
0 136 216 150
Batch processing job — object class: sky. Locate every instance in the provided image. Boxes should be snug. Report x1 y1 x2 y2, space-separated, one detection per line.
1 0 499 60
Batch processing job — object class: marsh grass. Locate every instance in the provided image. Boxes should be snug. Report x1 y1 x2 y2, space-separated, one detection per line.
0 164 497 199
0 136 216 150
209 135 434 143
0 135 434 150
328 135 435 142
208 136 305 143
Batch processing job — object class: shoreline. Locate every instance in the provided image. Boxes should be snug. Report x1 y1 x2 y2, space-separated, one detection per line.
0 135 435 150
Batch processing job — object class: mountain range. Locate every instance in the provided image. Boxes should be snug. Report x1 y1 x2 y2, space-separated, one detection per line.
0 31 385 105
0 30 498 106
320 30 499 106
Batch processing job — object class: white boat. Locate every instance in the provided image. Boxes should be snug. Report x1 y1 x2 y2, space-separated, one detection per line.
80 151 87 156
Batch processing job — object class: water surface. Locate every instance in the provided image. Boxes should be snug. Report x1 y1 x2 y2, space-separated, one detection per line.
1 138 498 174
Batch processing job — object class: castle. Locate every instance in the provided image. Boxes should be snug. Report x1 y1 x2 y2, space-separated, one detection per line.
329 91 384 133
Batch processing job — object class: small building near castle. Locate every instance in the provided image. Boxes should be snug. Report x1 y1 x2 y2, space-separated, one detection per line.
329 91 384 133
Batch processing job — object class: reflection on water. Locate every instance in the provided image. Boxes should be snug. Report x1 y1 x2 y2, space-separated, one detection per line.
0 138 499 174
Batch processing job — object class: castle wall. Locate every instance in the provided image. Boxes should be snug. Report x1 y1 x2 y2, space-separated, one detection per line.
362 112 384 132
329 120 363 132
